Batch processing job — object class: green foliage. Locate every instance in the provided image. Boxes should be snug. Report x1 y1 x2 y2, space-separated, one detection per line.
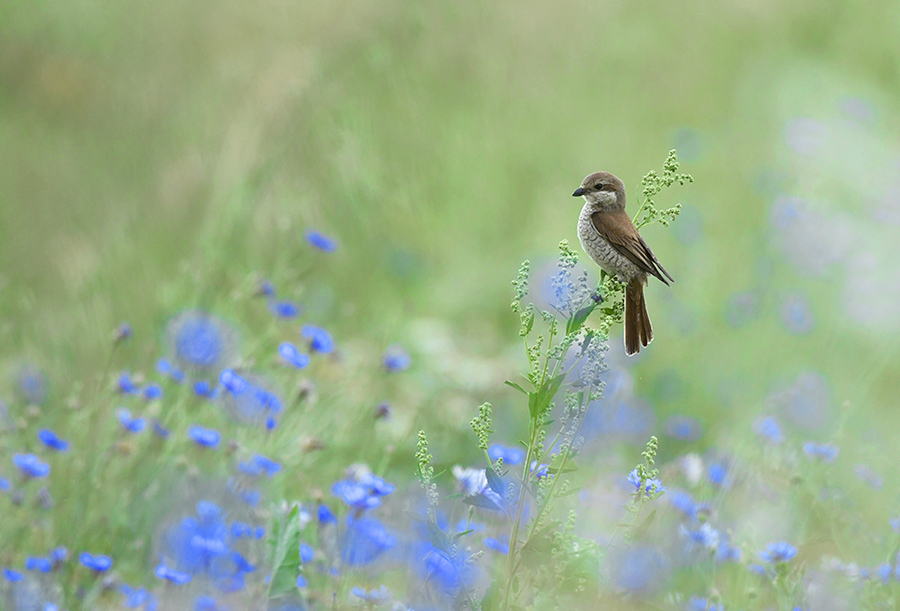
633 149 694 230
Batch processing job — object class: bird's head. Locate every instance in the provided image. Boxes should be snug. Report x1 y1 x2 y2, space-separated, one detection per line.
572 171 626 211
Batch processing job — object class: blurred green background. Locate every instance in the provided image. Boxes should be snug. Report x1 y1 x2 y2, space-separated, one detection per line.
2 0 900 603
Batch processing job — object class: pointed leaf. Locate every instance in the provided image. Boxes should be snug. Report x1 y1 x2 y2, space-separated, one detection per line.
461 494 503 511
485 466 505 495
266 505 302 601
504 380 529 395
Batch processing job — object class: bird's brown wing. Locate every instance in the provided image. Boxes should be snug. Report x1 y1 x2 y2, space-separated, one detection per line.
591 209 674 285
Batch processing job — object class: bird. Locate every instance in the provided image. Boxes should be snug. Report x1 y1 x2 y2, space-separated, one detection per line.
572 171 673 356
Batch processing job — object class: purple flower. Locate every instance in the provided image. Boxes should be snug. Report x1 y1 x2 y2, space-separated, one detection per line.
278 343 310 369
13 453 50 478
79 552 113 572
301 325 334 354
488 443 525 466
759 541 797 563
305 229 337 252
117 408 146 433
382 345 411 372
38 429 70 452
803 441 839 463
188 425 220 448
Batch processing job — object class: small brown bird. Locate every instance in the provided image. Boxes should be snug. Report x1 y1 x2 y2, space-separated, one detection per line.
573 171 673 355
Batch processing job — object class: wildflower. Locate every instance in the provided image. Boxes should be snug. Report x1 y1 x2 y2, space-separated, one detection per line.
50 546 68 565
193 380 214 398
318 504 337 524
753 416 784 444
188 425 220 448
218 371 283 426
118 371 140 394
383 345 411 372
488 443 525 466
332 471 395 511
16 363 47 405
484 536 510 554
759 541 798 563
79 552 113 572
680 523 719 550
877 563 892 585
269 300 300 319
156 358 185 383
160 501 241 584
611 544 669 594
305 229 337 252
258 280 276 297
278 343 310 369
452 466 504 510
167 310 238 371
13 453 50 478
120 584 156 610
300 543 314 564
238 453 281 478
117 409 146 433
341 515 396 566
854 464 884 490
301 325 334 354
153 421 170 439
668 490 707 521
715 539 741 563
707 462 730 488
38 429 70 452
3 568 24 582
626 468 665 498
803 441 839 463
782 292 814 334
351 585 390 604
663 415 703 442
296 574 307 588
143 384 163 401
155 562 193 584
115 322 133 341
688 596 723 611
0 477 9 491
25 557 52 572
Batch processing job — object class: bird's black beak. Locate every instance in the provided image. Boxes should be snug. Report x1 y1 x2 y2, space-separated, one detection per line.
572 187 586 197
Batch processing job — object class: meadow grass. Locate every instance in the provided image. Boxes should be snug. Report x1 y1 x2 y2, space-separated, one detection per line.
2 0 900 609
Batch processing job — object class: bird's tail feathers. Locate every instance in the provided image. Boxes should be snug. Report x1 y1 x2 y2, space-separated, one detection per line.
625 278 653 356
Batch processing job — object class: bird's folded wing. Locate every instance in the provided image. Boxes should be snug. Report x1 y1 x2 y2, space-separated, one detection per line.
591 209 673 285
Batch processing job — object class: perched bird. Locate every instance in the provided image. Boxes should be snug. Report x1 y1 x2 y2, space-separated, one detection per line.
573 171 673 355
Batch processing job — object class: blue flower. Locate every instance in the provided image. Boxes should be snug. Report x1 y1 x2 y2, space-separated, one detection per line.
3 568 24 582
50 546 68 564
118 371 140 394
218 371 283 427
668 490 707 521
688 596 723 611
143 384 163 401
383 345 411 372
13 453 50 478
116 322 133 341
803 441 839 463
707 462 730 488
278 343 310 369
167 310 238 371
160 501 239 583
610 544 668 594
488 444 525 466
156 358 185 383
854 464 884 490
117 408 146 433
300 543 314 564
120 584 157 610
193 380 215 398
188 425 220 448
318 504 337 524
626 468 665 498
79 552 113 572
351 585 390 603
258 280 276 297
155 562 193 584
759 541 797 563
341 515 396 566
38 429 70 452
269 300 300 319
680 523 719 549
782 292 814 335
663 415 703 442
305 229 337 252
715 539 741 563
332 472 394 511
484 536 509 554
295 574 307 588
153 420 170 439
25 556 52 572
16 364 48 405
754 416 784 444
0 477 9 491
301 325 334 354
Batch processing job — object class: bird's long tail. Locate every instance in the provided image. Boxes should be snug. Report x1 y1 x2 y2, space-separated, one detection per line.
625 278 653 356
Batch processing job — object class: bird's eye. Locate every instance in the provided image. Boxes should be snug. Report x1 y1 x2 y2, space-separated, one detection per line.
595 183 605 191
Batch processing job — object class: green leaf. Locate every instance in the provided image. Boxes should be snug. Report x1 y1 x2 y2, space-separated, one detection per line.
504 380 528 395
485 466 505 495
461 494 504 511
529 373 567 419
566 300 599 335
546 463 578 475
557 485 583 497
266 505 302 602
426 518 450 552
481 582 500 611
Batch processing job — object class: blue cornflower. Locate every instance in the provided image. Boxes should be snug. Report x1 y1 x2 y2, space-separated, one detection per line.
295 574 307 588
79 552 113 572
117 408 146 433
715 539 741 563
143 384 163 401
155 562 193 584
611 544 668 594
341 515 396 566
351 585 390 603
305 229 337 252
484 536 510 554
332 480 381 511
488 443 525 466
0 477 9 491
668 490 707 521
269 300 300 319
318 504 337 524
278 343 310 369
188 425 220 448
153 420 170 439
759 541 798 563
167 310 238 371
301 325 334 354
25 556 52 572
13 453 50 478
382 345 411 372
452 466 504 510
258 280 276 297
3 568 24 582
17 364 47 405
116 322 133 341
38 429 70 452
803 441 839 463
252 454 281 477
118 371 140 394
688 596 723 611
161 501 235 581
300 543 314 564
50 546 67 564
890 517 900 532
218 371 283 426
626 468 665 498
663 415 703 442
156 358 185 383
754 416 785 444
120 584 157 610
193 380 215 398
680 523 719 550
877 563 892 585
707 462 730 487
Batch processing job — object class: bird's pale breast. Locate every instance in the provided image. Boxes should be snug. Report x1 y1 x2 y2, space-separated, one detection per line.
577 203 642 283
